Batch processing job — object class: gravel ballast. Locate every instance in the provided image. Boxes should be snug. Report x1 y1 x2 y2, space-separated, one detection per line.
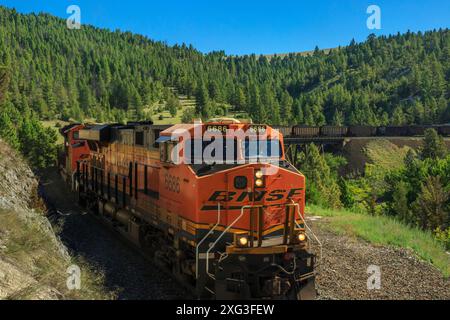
311 222 450 300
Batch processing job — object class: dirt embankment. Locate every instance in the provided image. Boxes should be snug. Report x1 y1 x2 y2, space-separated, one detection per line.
340 138 450 175
310 219 450 300
0 139 110 300
0 139 66 299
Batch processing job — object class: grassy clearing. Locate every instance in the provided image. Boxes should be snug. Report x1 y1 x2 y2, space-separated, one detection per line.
152 110 183 125
307 205 450 277
0 209 114 300
364 140 411 170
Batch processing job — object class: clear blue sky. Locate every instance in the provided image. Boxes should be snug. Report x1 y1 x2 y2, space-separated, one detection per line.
1 0 449 55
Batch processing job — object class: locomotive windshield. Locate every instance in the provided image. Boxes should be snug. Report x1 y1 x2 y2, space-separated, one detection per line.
243 138 282 160
188 138 238 164
186 138 282 164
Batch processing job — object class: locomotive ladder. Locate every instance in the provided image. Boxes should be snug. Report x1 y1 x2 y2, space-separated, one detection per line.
204 205 259 280
288 201 323 268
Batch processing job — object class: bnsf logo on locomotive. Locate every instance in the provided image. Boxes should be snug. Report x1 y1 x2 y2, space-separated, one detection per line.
208 188 303 202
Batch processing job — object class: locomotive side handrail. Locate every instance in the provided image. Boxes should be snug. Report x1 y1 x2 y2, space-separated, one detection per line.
195 202 222 279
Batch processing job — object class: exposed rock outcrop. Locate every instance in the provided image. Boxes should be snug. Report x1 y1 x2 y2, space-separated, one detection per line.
0 139 69 299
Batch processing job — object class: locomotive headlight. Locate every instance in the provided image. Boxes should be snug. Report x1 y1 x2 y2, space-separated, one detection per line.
298 232 307 242
238 236 249 247
255 170 263 179
235 234 249 247
255 178 264 187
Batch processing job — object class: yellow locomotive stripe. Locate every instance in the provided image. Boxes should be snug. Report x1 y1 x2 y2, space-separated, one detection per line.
186 219 304 236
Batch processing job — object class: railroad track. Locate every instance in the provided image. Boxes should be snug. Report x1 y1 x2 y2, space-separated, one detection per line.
86 208 196 299
40 168 187 300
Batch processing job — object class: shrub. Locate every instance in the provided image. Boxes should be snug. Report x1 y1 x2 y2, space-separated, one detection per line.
434 228 450 251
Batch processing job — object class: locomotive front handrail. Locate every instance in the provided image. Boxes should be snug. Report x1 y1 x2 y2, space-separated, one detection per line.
205 205 259 280
203 202 322 280
288 201 323 268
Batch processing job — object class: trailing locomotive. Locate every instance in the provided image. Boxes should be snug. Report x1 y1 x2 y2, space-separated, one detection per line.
59 119 318 300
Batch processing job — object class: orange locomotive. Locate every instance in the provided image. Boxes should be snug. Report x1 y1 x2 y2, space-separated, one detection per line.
60 119 317 300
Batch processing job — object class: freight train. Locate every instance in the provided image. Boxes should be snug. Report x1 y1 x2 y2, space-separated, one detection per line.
59 119 319 300
274 124 450 138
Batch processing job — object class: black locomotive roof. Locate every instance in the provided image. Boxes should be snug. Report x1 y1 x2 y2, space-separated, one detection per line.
60 123 82 135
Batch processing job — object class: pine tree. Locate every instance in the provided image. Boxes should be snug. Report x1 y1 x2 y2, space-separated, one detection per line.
128 85 143 120
421 128 447 159
248 84 263 122
299 144 342 209
181 107 196 123
293 100 304 124
0 110 19 149
392 107 406 125
280 91 293 125
0 66 9 105
331 110 345 126
392 181 411 223
261 85 279 124
196 83 212 119
167 95 180 118
413 176 449 230
234 87 247 111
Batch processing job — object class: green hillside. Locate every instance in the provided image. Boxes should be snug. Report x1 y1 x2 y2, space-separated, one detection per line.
0 5 449 126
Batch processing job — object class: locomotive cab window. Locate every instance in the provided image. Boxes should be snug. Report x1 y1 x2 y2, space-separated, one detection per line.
157 136 178 163
187 138 238 164
135 131 144 146
243 138 282 161
160 142 168 162
159 141 178 163
152 129 162 148
87 141 99 152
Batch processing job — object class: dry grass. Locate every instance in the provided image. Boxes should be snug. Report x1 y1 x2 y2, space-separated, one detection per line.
364 140 411 170
1 139 113 299
0 209 115 300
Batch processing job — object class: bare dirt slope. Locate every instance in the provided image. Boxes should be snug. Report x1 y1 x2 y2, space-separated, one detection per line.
340 138 450 175
311 219 450 300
